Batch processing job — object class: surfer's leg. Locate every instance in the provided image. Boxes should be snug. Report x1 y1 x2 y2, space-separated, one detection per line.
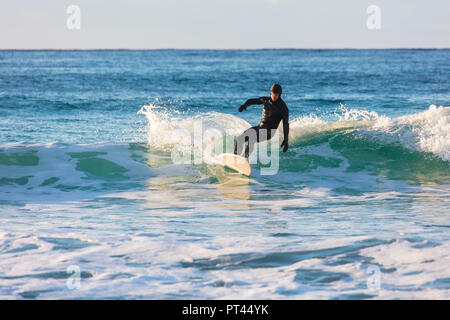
244 126 260 158
246 127 274 158
234 132 245 156
234 126 258 158
245 136 253 158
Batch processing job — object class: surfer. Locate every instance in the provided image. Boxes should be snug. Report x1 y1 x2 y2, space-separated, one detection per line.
234 84 289 158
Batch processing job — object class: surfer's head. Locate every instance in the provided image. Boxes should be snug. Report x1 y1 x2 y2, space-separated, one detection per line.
271 84 282 101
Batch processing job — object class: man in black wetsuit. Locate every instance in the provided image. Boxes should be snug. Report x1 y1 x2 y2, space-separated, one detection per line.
234 84 289 158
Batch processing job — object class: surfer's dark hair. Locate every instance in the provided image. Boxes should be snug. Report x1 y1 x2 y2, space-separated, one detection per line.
271 84 282 95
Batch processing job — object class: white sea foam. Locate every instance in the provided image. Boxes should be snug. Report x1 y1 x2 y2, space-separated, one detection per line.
2 227 449 299
138 104 249 151
288 104 450 162
372 104 450 161
139 104 450 162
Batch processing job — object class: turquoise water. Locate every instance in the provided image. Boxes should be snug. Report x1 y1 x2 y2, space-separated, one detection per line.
0 49 449 299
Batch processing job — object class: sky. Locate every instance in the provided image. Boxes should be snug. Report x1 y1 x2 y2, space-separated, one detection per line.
1 0 449 49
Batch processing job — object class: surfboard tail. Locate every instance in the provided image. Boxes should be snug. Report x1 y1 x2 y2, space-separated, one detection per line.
217 153 251 176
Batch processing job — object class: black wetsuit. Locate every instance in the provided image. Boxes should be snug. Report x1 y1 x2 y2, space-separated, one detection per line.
234 96 289 158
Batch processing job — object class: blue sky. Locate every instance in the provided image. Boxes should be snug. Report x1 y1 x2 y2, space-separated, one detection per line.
1 0 449 49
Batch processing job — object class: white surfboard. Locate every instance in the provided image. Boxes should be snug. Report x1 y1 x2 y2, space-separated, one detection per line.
217 153 252 176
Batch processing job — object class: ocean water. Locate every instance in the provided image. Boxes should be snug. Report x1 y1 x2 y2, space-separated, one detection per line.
0 49 449 299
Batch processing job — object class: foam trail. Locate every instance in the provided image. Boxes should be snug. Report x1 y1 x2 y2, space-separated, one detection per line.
138 104 251 164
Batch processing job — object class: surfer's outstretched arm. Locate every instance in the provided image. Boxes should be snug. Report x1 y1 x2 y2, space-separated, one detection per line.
238 97 266 112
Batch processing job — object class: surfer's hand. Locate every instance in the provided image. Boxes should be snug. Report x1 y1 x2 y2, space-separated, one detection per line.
238 105 247 112
281 140 288 152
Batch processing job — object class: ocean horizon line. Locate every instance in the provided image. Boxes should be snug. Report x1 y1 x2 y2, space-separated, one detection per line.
1 47 449 51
